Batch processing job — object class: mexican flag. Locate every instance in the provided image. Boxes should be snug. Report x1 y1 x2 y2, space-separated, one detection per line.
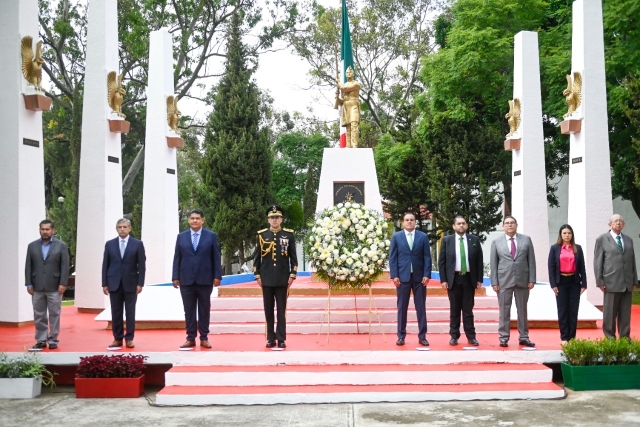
339 0 354 148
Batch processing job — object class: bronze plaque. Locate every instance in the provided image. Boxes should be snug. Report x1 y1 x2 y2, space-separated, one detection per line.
513 170 522 176
333 182 365 205
572 157 583 164
107 156 119 164
23 138 40 148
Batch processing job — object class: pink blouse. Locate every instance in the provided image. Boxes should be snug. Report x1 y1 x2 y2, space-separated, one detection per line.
559 244 576 273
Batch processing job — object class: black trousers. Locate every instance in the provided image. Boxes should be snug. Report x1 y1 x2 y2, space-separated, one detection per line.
397 278 427 340
555 275 581 341
447 273 476 339
180 284 213 341
262 286 288 341
109 283 138 341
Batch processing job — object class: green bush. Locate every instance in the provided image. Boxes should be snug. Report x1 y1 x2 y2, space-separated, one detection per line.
0 353 56 387
561 338 640 366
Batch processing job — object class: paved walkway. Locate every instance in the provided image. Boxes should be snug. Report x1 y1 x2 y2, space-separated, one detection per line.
1 385 639 426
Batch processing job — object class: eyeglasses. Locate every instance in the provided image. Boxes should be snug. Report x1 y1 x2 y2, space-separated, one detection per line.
503 221 517 225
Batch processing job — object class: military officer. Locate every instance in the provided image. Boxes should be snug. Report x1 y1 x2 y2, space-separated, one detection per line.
254 205 298 348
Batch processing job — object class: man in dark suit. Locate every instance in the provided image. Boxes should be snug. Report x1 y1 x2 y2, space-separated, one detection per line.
490 216 537 348
172 209 222 349
102 219 146 348
25 220 69 351
438 215 484 346
254 205 298 348
389 212 432 346
594 214 638 339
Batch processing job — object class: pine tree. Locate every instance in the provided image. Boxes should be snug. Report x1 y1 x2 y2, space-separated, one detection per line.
200 11 272 271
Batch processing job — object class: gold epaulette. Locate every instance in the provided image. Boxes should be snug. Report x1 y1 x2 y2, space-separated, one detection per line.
283 228 294 233
257 228 268 234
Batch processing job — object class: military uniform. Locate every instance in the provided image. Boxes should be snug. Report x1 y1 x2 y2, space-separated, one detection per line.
254 206 298 345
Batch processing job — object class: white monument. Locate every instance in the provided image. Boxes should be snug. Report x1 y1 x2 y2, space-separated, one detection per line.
141 29 180 284
316 148 383 214
0 0 47 324
507 31 549 283
566 0 612 306
75 0 124 311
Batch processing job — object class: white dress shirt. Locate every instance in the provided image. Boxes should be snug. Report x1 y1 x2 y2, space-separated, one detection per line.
610 230 624 250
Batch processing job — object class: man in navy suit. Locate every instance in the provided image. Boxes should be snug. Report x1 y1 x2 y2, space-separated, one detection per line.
102 218 146 348
389 212 432 346
172 209 222 349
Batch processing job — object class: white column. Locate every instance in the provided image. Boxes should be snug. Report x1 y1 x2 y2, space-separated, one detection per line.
0 0 46 324
567 0 612 306
75 0 123 310
141 29 179 284
510 31 549 283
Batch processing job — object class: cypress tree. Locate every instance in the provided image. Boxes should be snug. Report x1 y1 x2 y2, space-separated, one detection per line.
200 11 272 271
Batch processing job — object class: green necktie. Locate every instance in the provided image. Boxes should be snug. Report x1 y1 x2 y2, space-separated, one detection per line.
459 236 467 274
616 235 623 251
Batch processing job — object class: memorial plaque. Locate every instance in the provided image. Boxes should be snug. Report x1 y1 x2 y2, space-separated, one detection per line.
513 170 522 176
167 168 176 175
22 138 39 148
107 156 119 164
333 182 365 205
572 157 583 164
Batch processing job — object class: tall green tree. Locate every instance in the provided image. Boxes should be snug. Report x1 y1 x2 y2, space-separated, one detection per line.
201 11 272 272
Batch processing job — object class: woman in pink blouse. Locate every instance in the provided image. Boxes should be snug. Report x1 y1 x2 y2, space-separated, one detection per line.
548 224 587 344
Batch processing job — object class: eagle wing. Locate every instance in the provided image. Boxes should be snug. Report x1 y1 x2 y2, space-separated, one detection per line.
572 71 582 106
107 71 117 108
167 95 176 117
513 98 521 116
21 36 34 80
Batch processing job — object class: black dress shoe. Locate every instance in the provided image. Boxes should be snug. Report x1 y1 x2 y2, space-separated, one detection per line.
277 341 286 348
396 338 405 346
48 342 58 350
499 338 508 347
519 339 536 347
30 342 46 350
449 338 458 346
419 339 430 346
266 340 276 348
467 338 479 346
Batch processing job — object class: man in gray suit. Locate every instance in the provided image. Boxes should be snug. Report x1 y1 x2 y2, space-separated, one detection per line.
594 214 638 339
25 220 69 351
490 216 536 347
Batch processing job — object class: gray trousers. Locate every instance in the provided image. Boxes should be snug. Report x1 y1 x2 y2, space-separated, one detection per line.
32 291 62 344
497 286 529 340
602 290 632 339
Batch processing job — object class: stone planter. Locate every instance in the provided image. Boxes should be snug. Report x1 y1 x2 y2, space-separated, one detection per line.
561 363 640 391
75 375 145 398
0 377 42 398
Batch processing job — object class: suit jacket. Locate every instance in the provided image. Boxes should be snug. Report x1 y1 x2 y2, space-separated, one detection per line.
389 229 432 283
593 231 638 292
253 228 298 287
438 233 484 288
548 244 587 288
490 233 536 289
172 228 222 286
25 238 70 292
102 236 146 292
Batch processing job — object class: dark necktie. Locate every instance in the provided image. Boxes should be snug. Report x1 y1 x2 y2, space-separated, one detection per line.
510 237 516 259
616 235 623 252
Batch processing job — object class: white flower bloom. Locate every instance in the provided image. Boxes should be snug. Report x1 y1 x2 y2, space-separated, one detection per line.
359 274 365 278
335 227 342 235
326 258 333 265
352 203 360 208
333 249 339 256
349 277 356 281
346 258 353 265
337 203 344 208
324 235 331 242
377 259 384 265
382 222 389 229
340 254 348 261
349 227 355 232
345 202 352 208
362 256 370 264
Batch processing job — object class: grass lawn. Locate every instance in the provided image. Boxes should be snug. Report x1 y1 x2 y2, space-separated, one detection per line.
62 300 74 306
633 289 640 305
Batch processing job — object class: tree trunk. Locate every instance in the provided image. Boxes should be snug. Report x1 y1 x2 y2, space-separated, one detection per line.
123 145 145 195
239 241 245 266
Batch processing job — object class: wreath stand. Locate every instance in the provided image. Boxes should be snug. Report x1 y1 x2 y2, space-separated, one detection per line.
316 282 385 343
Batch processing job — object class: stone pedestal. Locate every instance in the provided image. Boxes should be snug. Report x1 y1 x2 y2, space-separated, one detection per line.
504 138 521 151
23 94 52 112
561 119 582 135
75 0 123 310
315 148 383 214
0 0 46 324
510 31 549 283
108 115 131 133
567 0 613 306
141 29 180 284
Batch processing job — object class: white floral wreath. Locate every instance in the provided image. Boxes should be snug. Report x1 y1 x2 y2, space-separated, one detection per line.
306 202 392 290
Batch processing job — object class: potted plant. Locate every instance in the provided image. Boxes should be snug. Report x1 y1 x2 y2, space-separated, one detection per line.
561 338 640 391
0 352 56 398
75 354 147 398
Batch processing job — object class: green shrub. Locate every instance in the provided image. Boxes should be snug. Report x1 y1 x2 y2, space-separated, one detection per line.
0 353 56 387
561 338 640 366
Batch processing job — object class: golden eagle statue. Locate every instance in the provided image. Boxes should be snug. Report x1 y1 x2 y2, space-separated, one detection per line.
21 36 45 91
107 71 126 118
563 71 582 119
505 98 521 137
166 95 181 134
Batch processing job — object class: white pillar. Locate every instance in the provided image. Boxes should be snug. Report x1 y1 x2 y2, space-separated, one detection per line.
567 0 612 306
0 0 46 324
141 29 179 284
75 0 123 310
510 31 549 283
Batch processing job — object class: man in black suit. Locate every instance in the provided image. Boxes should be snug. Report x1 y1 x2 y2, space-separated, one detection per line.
102 219 146 348
25 220 69 351
254 205 298 348
172 209 222 349
438 215 484 346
